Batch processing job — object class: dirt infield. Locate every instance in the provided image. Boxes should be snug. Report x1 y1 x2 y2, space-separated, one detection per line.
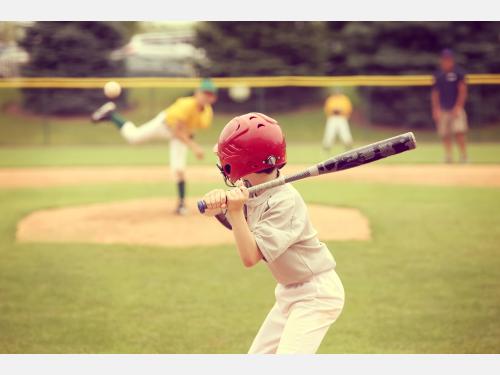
8 164 499 248
2 164 500 189
16 198 371 247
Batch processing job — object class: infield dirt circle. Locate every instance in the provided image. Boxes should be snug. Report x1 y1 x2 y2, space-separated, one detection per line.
9 163 500 248
16 198 371 247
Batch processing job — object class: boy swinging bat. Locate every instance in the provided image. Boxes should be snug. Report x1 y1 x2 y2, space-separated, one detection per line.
199 112 416 353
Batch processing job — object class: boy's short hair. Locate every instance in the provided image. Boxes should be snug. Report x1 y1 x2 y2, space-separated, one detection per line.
256 167 277 175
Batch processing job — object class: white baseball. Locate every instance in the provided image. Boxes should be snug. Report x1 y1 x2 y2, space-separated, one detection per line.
104 81 122 99
229 85 251 102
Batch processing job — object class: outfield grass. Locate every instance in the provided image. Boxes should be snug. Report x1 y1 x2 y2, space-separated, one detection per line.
2 87 500 169
2 109 500 146
0 179 499 353
2 87 500 147
1 87 499 353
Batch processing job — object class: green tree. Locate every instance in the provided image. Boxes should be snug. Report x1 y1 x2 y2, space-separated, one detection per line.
195 21 330 111
19 22 130 115
0 22 20 43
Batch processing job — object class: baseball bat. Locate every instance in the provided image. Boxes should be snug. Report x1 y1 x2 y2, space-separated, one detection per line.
198 132 417 213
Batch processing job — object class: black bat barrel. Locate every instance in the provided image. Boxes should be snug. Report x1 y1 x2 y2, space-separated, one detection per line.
318 132 416 174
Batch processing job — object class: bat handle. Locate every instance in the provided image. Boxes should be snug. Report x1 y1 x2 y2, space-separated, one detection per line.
197 177 283 214
197 200 208 214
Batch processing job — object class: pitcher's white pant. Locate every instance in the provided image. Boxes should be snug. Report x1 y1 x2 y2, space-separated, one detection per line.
120 111 188 172
323 115 353 149
248 269 345 354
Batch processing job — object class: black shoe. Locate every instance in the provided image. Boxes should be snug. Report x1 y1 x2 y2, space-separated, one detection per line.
91 102 116 123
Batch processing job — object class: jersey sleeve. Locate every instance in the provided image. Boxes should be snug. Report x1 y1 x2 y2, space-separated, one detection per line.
165 98 195 126
432 72 439 89
253 195 303 263
457 69 466 83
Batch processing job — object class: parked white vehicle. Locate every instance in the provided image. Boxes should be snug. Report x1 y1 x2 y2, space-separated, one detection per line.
0 43 29 77
112 32 207 76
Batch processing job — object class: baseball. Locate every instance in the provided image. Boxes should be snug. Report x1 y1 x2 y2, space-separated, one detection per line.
229 85 251 102
104 81 122 99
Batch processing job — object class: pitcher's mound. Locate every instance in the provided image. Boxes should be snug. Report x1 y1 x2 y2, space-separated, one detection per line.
16 198 371 247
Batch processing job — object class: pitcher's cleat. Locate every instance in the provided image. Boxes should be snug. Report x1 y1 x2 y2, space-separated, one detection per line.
91 102 116 123
175 204 188 216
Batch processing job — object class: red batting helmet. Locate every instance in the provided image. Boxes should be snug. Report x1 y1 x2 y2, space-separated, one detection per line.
217 112 287 183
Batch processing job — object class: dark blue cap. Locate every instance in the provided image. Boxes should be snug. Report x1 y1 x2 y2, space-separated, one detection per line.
441 48 454 58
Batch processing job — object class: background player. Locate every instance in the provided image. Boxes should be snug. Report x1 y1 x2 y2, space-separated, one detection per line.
91 79 218 215
431 49 469 163
323 88 354 152
201 113 345 353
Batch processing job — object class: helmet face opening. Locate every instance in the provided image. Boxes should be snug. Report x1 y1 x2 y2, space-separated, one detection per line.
216 163 236 187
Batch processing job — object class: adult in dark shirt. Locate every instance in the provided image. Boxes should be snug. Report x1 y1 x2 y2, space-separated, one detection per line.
431 49 468 163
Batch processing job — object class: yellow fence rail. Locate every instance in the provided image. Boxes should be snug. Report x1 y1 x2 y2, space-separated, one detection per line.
0 74 499 88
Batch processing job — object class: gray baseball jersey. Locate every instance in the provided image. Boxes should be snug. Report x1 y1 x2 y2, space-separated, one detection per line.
244 183 336 285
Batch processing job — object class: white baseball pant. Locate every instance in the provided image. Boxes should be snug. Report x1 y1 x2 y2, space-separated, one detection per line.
119 111 188 172
248 269 345 354
323 115 353 149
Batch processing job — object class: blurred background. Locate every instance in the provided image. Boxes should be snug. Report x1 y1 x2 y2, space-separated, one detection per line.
1 21 499 152
1 21 499 354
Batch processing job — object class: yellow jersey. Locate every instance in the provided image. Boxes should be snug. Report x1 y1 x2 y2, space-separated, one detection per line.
165 97 213 133
324 94 353 117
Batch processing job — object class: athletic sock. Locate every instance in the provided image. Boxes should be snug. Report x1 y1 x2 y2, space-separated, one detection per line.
110 112 127 129
177 180 186 206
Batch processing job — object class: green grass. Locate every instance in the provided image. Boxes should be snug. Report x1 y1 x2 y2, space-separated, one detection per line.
2 87 500 171
2 87 500 147
0 179 499 353
1 142 500 167
1 87 500 353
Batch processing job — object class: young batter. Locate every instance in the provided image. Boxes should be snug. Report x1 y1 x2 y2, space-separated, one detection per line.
202 113 345 354
91 79 218 215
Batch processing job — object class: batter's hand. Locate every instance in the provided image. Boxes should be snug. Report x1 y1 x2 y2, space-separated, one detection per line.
201 189 226 216
226 185 249 213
